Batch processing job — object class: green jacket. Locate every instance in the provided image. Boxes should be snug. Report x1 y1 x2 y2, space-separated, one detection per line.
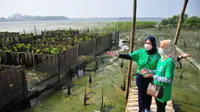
129 48 161 74
154 58 175 103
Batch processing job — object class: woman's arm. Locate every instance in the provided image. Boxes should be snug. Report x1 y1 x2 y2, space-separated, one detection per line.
107 51 138 61
141 70 172 83
148 70 156 75
107 49 140 61
153 75 172 83
118 54 132 60
155 54 191 82
177 53 192 62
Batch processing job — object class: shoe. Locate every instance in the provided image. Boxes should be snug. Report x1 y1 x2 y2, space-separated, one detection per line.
145 109 150 112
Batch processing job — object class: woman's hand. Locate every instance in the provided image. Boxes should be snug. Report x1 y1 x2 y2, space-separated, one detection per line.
140 68 149 75
10 84 14 88
143 74 153 78
106 51 118 57
179 53 192 59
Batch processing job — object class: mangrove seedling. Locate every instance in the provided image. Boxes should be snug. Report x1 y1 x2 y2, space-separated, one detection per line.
121 75 126 91
180 71 185 79
100 76 104 112
83 82 89 106
68 83 71 95
120 59 124 68
89 74 92 84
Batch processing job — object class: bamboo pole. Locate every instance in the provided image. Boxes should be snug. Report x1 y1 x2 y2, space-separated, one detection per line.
57 53 61 87
126 0 137 99
174 0 189 45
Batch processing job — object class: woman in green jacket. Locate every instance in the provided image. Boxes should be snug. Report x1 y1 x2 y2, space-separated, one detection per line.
108 36 160 112
141 39 181 112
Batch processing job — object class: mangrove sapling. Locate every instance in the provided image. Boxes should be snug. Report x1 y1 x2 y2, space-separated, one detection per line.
180 71 185 79
83 82 87 106
121 74 126 91
89 74 92 84
120 59 124 68
100 77 104 112
68 83 71 95
184 39 187 48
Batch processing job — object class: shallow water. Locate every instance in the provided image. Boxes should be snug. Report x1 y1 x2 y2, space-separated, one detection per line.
0 20 108 34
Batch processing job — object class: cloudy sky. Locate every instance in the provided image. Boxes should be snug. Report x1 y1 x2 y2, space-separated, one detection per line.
0 0 199 18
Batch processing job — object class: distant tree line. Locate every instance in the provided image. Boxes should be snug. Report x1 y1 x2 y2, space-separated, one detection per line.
160 14 200 29
0 14 68 22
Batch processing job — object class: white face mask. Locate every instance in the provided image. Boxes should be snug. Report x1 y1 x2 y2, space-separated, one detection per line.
144 44 152 51
158 47 166 55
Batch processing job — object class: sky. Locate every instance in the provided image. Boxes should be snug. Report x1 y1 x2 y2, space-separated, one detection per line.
0 0 199 18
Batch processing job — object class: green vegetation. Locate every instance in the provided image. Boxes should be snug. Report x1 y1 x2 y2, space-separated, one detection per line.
3 43 67 54
160 14 200 29
88 14 200 34
0 32 34 46
0 29 113 55
97 21 157 33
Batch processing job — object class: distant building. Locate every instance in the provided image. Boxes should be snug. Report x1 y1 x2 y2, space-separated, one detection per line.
12 14 22 19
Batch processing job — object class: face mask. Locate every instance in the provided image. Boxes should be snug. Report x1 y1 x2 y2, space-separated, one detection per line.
158 47 166 55
144 44 152 51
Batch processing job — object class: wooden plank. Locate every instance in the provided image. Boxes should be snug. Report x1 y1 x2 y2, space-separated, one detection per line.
125 87 175 112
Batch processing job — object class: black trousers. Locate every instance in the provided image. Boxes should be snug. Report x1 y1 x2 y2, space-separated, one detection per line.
155 98 167 112
136 73 153 112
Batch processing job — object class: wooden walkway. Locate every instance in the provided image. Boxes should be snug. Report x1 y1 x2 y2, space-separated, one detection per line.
125 87 175 112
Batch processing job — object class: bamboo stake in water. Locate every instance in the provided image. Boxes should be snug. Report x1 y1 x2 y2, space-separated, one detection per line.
120 59 124 68
23 29 26 34
89 74 92 84
100 73 104 112
34 25 37 35
84 82 87 106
